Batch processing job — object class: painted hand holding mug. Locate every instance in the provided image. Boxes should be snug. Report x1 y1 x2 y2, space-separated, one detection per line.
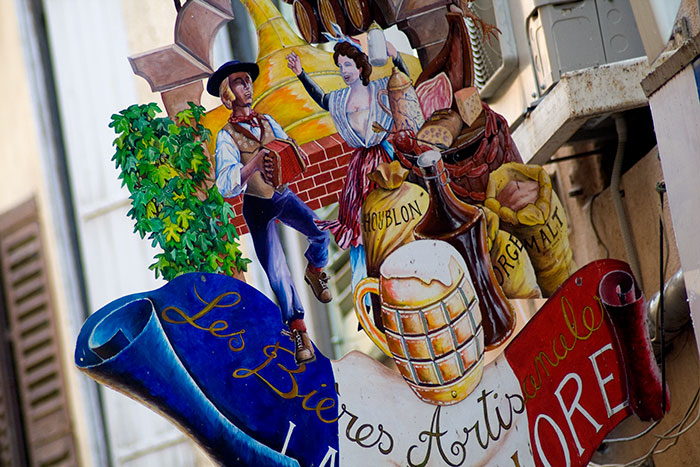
367 21 388 67
354 239 484 405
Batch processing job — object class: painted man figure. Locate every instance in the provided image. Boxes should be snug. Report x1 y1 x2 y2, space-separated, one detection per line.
207 60 331 365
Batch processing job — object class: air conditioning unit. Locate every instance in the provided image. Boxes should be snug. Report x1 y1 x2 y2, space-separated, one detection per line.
466 0 519 99
527 0 645 95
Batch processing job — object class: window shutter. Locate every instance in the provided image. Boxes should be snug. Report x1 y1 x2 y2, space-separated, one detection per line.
0 300 28 467
0 198 78 467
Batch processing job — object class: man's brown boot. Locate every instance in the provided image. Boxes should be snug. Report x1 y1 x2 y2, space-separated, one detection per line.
304 265 332 303
291 329 315 365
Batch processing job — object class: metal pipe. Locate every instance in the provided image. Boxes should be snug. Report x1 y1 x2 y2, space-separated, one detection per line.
648 269 691 357
611 114 644 291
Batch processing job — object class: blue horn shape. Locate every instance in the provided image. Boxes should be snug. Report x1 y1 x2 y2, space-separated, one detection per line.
75 273 339 466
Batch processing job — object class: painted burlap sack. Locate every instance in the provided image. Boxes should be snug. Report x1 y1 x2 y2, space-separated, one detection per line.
361 161 429 279
483 206 542 299
484 162 576 296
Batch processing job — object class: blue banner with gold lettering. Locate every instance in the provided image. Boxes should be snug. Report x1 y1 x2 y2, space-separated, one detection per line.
75 273 339 466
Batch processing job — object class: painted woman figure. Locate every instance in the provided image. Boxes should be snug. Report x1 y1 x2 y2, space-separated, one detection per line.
286 38 410 289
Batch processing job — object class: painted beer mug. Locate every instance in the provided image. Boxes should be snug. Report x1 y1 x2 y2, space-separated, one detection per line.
367 21 389 67
354 239 484 405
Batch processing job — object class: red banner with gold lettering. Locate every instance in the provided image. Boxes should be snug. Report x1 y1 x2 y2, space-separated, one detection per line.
505 259 667 466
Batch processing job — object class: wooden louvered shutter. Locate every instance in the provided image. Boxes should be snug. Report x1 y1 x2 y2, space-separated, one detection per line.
0 290 28 466
0 198 78 467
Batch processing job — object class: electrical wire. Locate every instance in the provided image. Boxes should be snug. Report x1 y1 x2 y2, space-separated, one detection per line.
589 192 610 258
590 386 700 467
603 420 661 443
656 181 671 280
658 182 667 415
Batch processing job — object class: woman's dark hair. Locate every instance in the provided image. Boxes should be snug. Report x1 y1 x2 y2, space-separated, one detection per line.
333 41 372 86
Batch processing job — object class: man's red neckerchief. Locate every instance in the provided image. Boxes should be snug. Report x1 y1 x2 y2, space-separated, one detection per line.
229 110 262 129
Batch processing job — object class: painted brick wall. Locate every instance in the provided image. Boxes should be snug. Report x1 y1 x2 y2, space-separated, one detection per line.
224 133 353 235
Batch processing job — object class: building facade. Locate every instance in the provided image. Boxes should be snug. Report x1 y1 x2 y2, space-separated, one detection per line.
1 0 700 465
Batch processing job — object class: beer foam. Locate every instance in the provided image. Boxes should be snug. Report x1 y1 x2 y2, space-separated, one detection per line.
380 239 468 287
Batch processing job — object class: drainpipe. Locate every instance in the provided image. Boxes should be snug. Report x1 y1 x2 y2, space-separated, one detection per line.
647 269 691 358
611 114 644 291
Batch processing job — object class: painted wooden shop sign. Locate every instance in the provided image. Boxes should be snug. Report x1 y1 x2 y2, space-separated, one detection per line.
84 1 669 465
75 258 666 466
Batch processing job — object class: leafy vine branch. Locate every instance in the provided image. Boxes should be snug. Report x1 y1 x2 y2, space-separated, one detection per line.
110 102 251 281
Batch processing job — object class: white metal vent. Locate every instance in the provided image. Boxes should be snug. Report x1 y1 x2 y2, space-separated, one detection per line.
466 0 518 98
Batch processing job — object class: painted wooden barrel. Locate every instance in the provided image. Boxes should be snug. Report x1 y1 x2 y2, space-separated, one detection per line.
342 0 371 31
293 0 324 43
317 0 348 36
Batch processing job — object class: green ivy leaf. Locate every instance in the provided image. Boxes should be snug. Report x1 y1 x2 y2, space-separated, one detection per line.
177 108 195 127
207 253 221 271
163 216 182 243
221 202 235 224
175 208 195 229
111 102 246 280
190 152 206 174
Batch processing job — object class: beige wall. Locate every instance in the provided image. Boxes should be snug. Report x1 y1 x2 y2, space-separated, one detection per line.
551 143 700 464
120 0 177 107
0 0 95 465
0 0 43 212
632 0 699 61
3 0 698 464
0 1 185 465
552 149 681 297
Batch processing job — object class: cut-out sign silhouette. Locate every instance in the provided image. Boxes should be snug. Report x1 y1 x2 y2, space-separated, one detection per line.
76 259 666 466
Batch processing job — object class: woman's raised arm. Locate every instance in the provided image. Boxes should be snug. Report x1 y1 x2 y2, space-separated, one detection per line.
286 51 330 110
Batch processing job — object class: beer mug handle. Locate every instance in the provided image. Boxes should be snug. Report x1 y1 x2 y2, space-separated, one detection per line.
377 89 392 117
353 277 391 357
